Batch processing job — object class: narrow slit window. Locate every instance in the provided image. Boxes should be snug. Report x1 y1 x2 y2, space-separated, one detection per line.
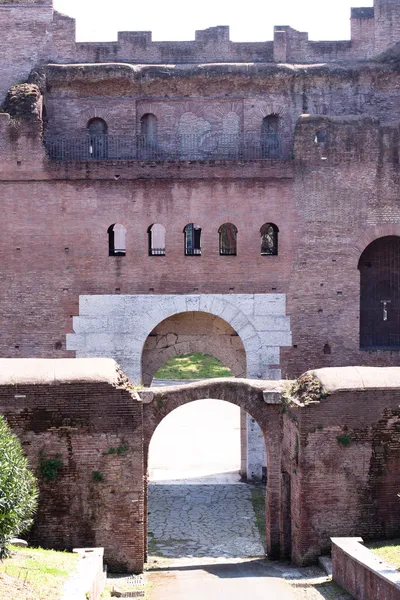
184 223 202 256
219 223 237 256
260 223 279 256
148 223 166 256
108 224 126 256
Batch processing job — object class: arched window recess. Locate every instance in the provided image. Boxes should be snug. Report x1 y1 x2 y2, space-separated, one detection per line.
108 224 126 257
148 223 166 256
184 223 202 256
358 236 400 350
260 223 279 256
87 118 108 159
261 114 281 159
219 223 237 256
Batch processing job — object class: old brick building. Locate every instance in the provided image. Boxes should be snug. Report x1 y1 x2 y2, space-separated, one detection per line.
0 0 400 478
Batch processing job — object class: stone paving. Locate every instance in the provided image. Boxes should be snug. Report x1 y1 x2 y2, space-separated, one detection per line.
148 483 264 558
147 483 354 599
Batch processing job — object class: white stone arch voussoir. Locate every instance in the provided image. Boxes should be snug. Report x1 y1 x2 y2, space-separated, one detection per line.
66 293 291 383
138 294 263 379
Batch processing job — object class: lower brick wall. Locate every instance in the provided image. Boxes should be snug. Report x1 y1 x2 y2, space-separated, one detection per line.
332 538 400 600
1 361 400 573
0 379 145 573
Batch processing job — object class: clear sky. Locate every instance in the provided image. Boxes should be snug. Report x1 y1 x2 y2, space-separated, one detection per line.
53 0 374 43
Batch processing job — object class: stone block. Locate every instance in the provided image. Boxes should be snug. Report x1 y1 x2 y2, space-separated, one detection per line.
252 316 291 332
254 295 286 316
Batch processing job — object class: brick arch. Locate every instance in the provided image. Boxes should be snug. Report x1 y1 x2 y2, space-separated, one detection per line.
353 225 400 259
79 107 115 131
141 311 246 386
142 378 283 561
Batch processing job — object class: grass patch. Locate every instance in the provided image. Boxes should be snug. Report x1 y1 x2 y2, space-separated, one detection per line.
0 545 79 600
155 352 232 380
367 538 400 568
250 484 266 549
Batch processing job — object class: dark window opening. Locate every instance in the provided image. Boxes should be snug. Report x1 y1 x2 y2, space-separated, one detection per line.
184 223 202 256
138 113 158 159
148 223 166 256
260 223 279 256
359 236 400 350
219 223 237 256
314 129 329 145
261 114 281 159
108 223 126 256
87 118 108 159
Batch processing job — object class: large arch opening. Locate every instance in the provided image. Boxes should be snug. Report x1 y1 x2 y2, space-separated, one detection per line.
142 311 253 481
141 311 246 387
147 396 267 561
358 236 400 350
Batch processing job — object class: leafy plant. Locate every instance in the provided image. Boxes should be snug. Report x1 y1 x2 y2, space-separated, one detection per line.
0 415 38 558
92 471 104 483
337 433 352 447
39 451 63 482
104 444 129 456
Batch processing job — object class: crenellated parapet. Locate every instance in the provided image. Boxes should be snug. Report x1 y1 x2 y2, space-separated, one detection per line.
1 0 400 105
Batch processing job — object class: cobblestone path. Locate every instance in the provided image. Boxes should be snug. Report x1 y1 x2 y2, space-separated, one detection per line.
148 483 264 558
147 483 354 600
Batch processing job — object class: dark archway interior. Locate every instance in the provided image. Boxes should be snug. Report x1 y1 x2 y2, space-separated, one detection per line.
359 236 400 349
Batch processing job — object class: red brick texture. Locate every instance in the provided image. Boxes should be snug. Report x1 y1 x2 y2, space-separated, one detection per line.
283 378 400 564
1 362 400 571
0 378 145 573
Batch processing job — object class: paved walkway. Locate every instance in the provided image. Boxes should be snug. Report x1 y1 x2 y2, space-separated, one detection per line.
148 484 263 558
148 558 300 600
145 381 353 600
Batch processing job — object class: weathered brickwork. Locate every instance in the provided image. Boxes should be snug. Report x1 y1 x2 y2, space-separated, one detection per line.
283 367 400 565
0 0 400 484
1 360 399 573
0 359 145 573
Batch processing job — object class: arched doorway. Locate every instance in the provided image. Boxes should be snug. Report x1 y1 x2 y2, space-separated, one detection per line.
358 236 400 349
146 395 267 561
67 293 291 483
142 313 258 481
148 399 241 483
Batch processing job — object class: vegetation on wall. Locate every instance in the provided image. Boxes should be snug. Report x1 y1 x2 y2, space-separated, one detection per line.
39 451 63 482
286 373 328 405
0 415 38 558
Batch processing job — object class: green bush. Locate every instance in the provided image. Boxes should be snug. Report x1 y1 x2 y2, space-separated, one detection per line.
0 414 38 558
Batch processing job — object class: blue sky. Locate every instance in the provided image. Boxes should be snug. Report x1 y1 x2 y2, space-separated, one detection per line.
53 0 374 43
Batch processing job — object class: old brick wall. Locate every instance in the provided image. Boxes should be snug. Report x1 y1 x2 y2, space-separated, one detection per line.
288 369 400 565
1 78 400 380
0 171 294 360
281 115 400 377
0 367 145 573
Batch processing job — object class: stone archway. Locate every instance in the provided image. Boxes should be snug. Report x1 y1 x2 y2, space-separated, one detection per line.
67 293 291 383
141 378 284 562
67 293 291 481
